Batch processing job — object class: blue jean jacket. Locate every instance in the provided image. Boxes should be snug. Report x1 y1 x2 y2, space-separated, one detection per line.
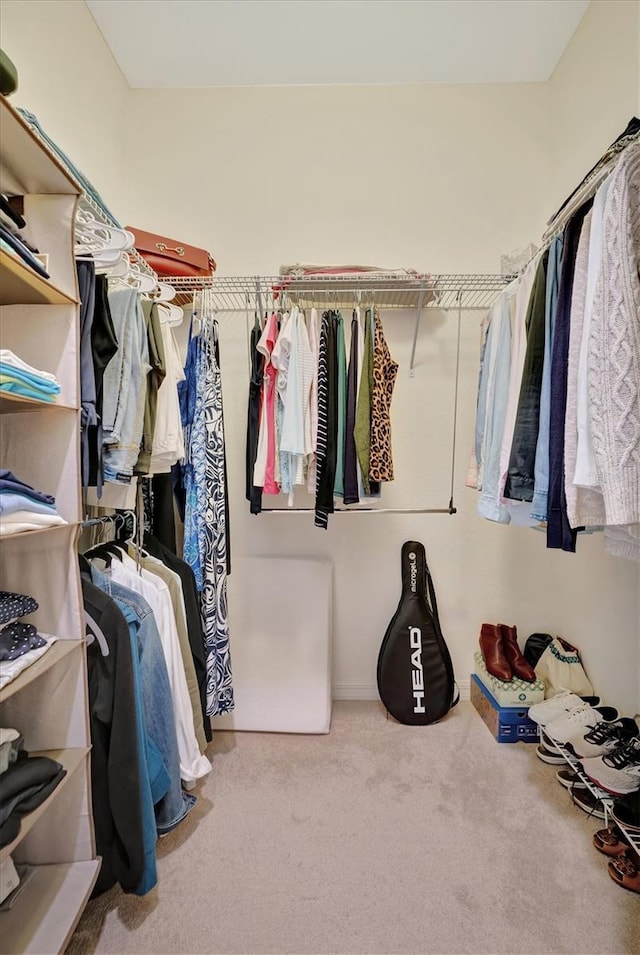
91 567 197 835
102 290 150 484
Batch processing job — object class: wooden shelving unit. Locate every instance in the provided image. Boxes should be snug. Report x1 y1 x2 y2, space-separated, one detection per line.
0 748 90 863
0 249 77 307
0 640 81 703
0 392 76 414
0 93 98 952
0 861 102 955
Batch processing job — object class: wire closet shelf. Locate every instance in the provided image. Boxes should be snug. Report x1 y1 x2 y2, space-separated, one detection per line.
179 272 514 518
167 272 513 312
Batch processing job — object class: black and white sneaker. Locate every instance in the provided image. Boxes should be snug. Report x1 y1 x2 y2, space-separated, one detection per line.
556 768 587 790
565 718 640 759
536 742 567 765
580 738 640 796
571 787 608 821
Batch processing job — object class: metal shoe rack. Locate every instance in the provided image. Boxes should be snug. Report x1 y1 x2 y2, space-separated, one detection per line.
544 734 640 854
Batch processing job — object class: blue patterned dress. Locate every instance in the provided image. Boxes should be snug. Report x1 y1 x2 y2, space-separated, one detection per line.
180 319 233 717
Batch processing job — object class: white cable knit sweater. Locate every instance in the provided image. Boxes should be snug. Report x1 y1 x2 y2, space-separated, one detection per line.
588 142 640 527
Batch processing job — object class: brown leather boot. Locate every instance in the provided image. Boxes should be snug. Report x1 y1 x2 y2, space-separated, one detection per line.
479 623 512 682
500 624 537 682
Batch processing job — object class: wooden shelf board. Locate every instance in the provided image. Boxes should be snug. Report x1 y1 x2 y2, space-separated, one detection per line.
0 521 81 543
0 249 77 306
0 392 75 414
0 860 100 955
0 98 80 196
0 640 82 703
0 748 90 864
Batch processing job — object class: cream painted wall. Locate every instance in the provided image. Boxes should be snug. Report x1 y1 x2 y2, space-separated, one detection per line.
548 0 639 209
122 83 550 274
1 0 638 710
124 78 638 713
0 0 129 207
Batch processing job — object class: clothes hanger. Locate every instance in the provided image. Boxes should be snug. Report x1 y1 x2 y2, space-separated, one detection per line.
96 251 130 279
157 301 184 325
155 282 177 302
83 541 124 566
85 610 110 656
74 215 132 256
127 266 157 294
84 511 134 561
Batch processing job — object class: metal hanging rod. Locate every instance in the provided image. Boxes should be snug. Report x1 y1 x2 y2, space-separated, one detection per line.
542 127 639 243
260 505 457 516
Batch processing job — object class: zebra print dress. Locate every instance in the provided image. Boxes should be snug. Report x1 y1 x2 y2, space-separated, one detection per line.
182 321 233 717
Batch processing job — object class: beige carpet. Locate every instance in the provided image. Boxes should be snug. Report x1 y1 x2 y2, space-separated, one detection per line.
67 702 638 955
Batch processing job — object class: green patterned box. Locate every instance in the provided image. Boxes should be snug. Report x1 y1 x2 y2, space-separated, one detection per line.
474 652 545 707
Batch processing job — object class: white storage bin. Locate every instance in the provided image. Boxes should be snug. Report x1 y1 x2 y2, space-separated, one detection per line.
213 558 333 734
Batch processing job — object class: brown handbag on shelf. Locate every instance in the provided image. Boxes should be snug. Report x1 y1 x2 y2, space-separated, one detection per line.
126 227 216 278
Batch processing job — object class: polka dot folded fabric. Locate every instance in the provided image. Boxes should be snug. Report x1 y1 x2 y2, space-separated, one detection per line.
0 591 39 627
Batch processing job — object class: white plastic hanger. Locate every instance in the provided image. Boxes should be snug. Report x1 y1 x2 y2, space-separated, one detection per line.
85 611 110 656
158 301 184 325
155 282 177 302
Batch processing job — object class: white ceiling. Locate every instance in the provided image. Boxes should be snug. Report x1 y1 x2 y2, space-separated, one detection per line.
86 0 590 89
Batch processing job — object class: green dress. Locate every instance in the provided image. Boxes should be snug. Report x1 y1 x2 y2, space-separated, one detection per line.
333 312 347 497
354 310 374 495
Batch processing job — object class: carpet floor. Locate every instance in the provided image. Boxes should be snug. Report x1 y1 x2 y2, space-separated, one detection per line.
67 702 639 955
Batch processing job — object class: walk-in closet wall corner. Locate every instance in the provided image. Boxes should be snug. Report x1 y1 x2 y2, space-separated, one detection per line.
1 0 638 711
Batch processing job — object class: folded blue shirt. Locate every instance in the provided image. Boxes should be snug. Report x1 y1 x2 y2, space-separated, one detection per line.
0 471 55 507
0 382 56 402
0 363 60 394
0 492 58 517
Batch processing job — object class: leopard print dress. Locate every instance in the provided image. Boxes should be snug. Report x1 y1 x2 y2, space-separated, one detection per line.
369 309 399 483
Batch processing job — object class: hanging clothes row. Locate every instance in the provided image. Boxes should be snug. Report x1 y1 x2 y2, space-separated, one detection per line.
246 305 398 526
176 292 233 718
470 129 640 561
78 272 186 504
80 524 214 898
77 263 233 719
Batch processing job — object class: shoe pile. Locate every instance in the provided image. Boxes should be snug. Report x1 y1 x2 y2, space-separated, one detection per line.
529 692 640 823
591 791 640 894
526 689 640 894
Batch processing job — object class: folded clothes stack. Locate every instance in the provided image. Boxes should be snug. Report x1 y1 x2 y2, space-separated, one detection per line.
0 590 56 689
0 745 67 848
0 470 66 536
0 729 23 774
0 193 49 279
0 350 61 403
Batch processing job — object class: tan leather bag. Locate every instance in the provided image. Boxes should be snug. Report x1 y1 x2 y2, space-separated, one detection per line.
127 227 216 277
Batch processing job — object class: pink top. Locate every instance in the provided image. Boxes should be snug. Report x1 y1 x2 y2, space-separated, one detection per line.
253 313 280 495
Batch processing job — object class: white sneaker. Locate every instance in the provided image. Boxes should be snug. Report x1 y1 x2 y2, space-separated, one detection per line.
544 705 619 746
564 718 639 759
580 738 640 796
527 691 601 727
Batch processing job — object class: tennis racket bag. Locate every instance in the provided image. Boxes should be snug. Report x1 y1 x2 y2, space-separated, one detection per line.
377 540 458 725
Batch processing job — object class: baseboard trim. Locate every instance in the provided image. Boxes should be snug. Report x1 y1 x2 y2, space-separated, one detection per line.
332 680 471 702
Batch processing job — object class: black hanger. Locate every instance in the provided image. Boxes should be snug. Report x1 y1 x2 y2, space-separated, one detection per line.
83 541 124 566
